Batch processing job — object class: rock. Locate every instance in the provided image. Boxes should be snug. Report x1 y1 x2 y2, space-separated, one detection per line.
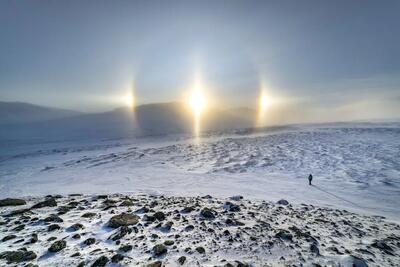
229 195 243 201
81 212 96 218
111 254 124 263
2 234 17 242
143 214 156 222
349 255 369 267
154 211 166 221
28 233 38 244
48 224 61 231
0 198 26 207
153 244 167 256
181 206 195 213
108 213 139 228
371 240 394 255
200 208 216 219
83 237 96 246
146 261 162 267
310 243 320 255
0 250 37 263
164 240 174 246
120 200 134 206
44 214 63 223
178 256 186 265
109 225 132 241
224 202 241 212
31 198 57 209
225 218 245 226
68 223 84 231
5 208 31 217
235 261 250 267
13 224 25 231
119 244 133 252
48 240 67 252
91 256 109 267
185 225 194 231
195 246 206 254
275 230 293 241
135 207 150 213
72 233 81 239
277 199 289 205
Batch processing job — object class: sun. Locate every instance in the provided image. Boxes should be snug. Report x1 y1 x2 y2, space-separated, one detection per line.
124 93 135 109
259 93 269 112
189 86 206 115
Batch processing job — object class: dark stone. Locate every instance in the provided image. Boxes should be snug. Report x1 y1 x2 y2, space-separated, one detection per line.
31 198 57 209
195 246 205 254
81 212 96 218
108 213 139 228
48 240 67 252
349 255 369 267
48 224 61 231
28 234 38 244
83 238 96 246
146 261 162 267
2 235 17 242
277 199 289 205
0 250 37 263
200 208 216 219
153 244 167 256
13 224 25 231
371 240 394 255
119 200 134 206
178 256 186 265
275 230 293 241
310 243 320 255
181 206 194 213
68 223 84 231
119 244 133 252
154 211 166 221
109 226 132 241
72 233 81 239
185 225 194 231
44 214 63 223
91 256 109 267
111 254 124 263
164 240 174 246
0 198 26 207
224 202 241 212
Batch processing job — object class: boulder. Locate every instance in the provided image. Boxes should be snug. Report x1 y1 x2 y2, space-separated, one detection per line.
153 244 167 256
277 199 289 205
108 213 139 228
0 250 37 263
0 198 26 207
48 240 66 252
91 256 109 267
200 208 216 219
31 198 57 209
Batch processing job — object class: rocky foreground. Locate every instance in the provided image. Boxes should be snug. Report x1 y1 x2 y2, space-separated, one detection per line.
0 194 399 267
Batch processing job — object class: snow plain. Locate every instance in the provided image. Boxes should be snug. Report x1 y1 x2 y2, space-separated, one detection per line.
1 123 399 221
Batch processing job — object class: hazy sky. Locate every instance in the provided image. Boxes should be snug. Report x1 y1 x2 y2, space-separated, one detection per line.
0 0 399 121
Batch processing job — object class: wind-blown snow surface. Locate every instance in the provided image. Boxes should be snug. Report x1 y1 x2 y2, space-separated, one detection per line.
1 123 400 220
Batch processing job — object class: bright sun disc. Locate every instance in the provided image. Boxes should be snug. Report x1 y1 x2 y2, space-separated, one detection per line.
189 88 206 114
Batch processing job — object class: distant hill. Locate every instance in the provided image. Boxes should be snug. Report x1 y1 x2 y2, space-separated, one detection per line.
0 101 256 143
0 102 82 125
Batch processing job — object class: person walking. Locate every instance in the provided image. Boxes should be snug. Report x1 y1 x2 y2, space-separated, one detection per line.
308 174 313 185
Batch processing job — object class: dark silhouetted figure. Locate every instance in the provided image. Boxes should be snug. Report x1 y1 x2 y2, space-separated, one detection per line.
308 174 313 185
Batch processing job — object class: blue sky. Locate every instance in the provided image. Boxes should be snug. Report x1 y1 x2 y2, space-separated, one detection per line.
0 0 399 121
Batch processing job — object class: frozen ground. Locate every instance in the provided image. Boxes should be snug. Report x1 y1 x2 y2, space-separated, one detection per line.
1 194 399 266
0 123 400 221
